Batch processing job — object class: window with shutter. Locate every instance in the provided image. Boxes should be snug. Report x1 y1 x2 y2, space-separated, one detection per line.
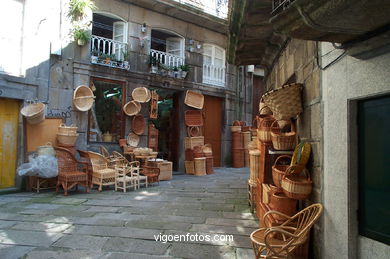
202 44 226 86
113 21 128 61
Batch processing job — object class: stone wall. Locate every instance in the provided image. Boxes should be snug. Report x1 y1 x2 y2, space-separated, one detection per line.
264 39 323 258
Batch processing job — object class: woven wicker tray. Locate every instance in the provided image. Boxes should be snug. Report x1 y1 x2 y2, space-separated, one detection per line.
132 115 145 135
184 90 204 109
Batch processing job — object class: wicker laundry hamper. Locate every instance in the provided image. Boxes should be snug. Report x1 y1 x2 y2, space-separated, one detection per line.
194 158 206 176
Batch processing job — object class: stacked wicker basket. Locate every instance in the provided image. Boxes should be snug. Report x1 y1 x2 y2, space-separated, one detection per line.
231 120 253 168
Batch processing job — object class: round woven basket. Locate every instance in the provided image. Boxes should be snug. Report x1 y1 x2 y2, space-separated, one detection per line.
257 116 275 143
132 87 151 103
123 100 141 116
127 133 140 147
187 126 202 137
185 161 195 175
232 132 243 149
270 120 296 150
232 148 245 168
291 142 311 167
73 85 95 112
206 157 214 174
21 102 46 124
230 126 241 132
269 191 297 220
272 155 292 188
281 167 312 200
58 124 78 135
132 115 145 135
57 133 79 145
194 157 206 176
262 83 303 120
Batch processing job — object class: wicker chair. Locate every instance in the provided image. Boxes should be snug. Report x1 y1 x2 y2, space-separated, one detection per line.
100 146 116 168
54 147 89 196
114 163 138 192
87 151 116 191
250 203 323 259
77 149 92 188
141 166 160 186
112 152 148 189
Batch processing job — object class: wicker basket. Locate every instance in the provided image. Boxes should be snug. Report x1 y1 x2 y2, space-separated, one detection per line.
185 149 194 161
259 101 273 115
242 132 251 149
262 83 303 120
58 124 78 135
206 157 214 174
249 150 260 185
244 149 250 167
193 146 205 158
184 90 204 109
185 161 195 175
73 85 95 112
230 126 241 132
132 87 151 103
232 148 245 168
232 132 243 149
257 116 275 143
291 142 311 167
271 120 296 150
184 136 204 149
202 144 213 157
132 115 145 135
194 157 206 176
187 126 202 137
281 167 312 200
127 133 140 147
21 102 46 124
272 155 292 188
185 110 203 126
123 100 141 116
269 191 297 220
57 133 78 145
232 120 241 126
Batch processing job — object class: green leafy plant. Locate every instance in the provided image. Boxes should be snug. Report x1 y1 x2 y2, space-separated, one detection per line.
68 0 96 21
72 26 91 44
159 64 169 71
180 64 190 72
173 66 179 72
149 55 159 66
123 51 130 61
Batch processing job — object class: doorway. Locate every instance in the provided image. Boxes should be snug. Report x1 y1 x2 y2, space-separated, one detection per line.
203 95 223 166
0 98 19 189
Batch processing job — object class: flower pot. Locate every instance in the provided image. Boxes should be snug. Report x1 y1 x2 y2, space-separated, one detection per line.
181 71 188 79
91 55 98 63
174 71 179 78
77 39 86 46
123 61 130 70
151 65 158 73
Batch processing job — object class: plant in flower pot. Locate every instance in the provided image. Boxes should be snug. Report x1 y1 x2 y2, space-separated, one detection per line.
158 64 169 76
149 55 159 73
109 54 117 66
68 0 96 21
72 26 90 46
173 66 179 78
168 66 175 77
91 48 99 63
179 64 190 79
122 51 130 70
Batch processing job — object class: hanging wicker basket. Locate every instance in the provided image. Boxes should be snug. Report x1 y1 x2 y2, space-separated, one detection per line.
127 133 140 147
187 126 202 137
132 87 151 103
132 115 145 135
123 100 141 116
272 155 292 188
73 85 95 112
271 120 296 150
257 116 275 143
262 83 303 120
184 90 204 109
185 110 203 126
58 124 78 135
21 102 46 124
281 166 312 200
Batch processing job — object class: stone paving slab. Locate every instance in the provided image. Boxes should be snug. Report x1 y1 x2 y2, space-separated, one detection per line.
0 244 36 259
102 237 170 255
52 234 109 250
0 229 63 247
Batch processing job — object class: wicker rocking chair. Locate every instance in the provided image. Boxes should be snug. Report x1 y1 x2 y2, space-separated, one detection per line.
54 147 89 196
250 203 323 259
87 151 116 191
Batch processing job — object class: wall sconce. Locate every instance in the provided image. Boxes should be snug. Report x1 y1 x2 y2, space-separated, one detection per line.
141 23 147 33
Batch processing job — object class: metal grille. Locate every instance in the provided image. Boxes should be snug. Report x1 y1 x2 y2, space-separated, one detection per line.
272 0 296 15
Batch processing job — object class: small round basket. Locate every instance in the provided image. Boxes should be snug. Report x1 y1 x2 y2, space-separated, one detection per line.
58 124 78 135
272 155 291 188
21 102 46 124
127 133 140 147
57 133 79 145
281 166 312 200
123 100 141 116
270 120 296 150
132 115 145 135
132 87 151 103
73 85 95 112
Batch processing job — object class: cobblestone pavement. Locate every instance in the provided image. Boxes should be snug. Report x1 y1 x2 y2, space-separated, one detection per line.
0 168 257 259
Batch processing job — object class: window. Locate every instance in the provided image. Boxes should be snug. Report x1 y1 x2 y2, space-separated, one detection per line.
203 44 226 87
88 78 126 143
150 29 185 67
357 95 390 245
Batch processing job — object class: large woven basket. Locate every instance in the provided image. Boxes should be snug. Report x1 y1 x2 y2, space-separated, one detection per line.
127 133 140 147
262 83 303 120
132 87 151 103
21 102 46 124
184 136 204 149
185 161 195 175
194 157 206 176
232 148 245 168
257 116 275 144
58 124 78 135
132 115 145 135
272 155 292 188
232 132 243 149
57 133 78 145
123 100 141 116
271 120 296 150
206 157 214 174
281 167 312 200
269 191 297 220
73 85 95 112
249 150 260 185
185 110 203 126
184 90 204 109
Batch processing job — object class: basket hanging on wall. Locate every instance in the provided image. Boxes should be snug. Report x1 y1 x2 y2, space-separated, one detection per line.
73 85 95 112
132 114 145 135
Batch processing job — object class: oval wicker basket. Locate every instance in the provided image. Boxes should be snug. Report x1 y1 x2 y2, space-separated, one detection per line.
184 90 204 109
21 102 46 124
58 124 78 135
194 157 206 176
281 167 312 200
132 87 151 103
73 85 95 112
269 191 297 220
272 155 292 188
127 133 140 147
185 110 203 126
257 116 275 143
132 115 145 135
123 100 141 116
187 126 202 137
57 133 79 145
271 120 296 150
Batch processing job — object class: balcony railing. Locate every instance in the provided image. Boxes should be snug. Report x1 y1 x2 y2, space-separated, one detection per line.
271 0 296 15
202 64 225 87
150 49 184 68
90 35 129 69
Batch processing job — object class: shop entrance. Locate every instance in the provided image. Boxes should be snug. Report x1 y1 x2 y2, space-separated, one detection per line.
150 89 180 170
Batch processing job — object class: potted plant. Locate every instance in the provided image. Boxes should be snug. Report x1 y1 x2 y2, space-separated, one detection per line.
67 0 96 21
149 56 159 73
91 48 99 63
72 26 90 46
159 63 169 76
122 51 130 70
173 66 179 78
179 64 190 79
168 66 175 77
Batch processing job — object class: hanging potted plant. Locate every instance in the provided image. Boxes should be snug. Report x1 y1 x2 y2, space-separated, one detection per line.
67 0 96 21
179 64 190 79
72 26 91 46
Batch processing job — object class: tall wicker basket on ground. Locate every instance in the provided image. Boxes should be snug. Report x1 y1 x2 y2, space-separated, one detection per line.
242 132 251 149
249 150 260 184
232 148 245 168
206 157 214 174
194 157 206 176
232 132 243 149
185 161 195 175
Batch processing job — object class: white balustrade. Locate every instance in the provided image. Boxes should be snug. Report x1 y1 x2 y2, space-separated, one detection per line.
202 64 226 87
91 35 127 61
150 49 184 68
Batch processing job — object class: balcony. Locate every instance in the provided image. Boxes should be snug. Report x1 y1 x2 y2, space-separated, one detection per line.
90 35 129 70
150 49 184 68
271 0 295 15
202 64 225 87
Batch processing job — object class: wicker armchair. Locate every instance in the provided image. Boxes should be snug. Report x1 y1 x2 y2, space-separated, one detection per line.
87 151 116 191
250 203 323 259
100 146 116 168
141 166 160 185
77 149 92 188
54 147 89 196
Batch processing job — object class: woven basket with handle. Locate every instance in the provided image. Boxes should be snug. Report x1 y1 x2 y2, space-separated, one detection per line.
272 155 292 188
257 116 275 143
262 83 303 120
73 85 95 112
132 87 151 103
270 120 296 150
281 166 312 200
21 102 46 124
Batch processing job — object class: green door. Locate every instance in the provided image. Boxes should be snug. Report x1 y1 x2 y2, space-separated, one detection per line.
358 95 390 245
